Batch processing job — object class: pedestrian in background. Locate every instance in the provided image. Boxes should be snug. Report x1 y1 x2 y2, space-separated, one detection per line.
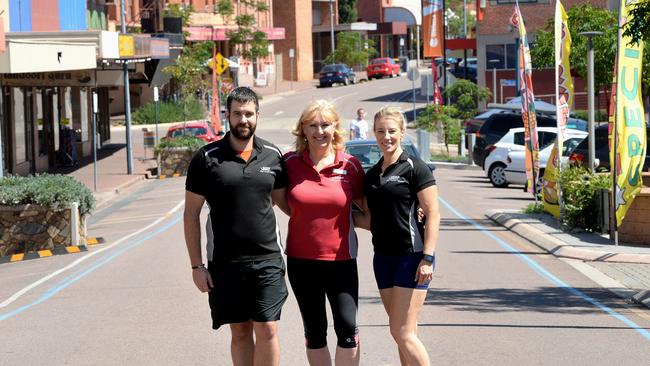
276 100 365 366
183 87 288 366
349 108 369 141
355 106 440 366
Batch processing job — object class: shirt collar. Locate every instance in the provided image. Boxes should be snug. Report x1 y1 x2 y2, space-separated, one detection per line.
223 132 263 154
300 149 345 168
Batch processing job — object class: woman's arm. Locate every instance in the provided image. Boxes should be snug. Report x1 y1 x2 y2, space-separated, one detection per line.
352 196 371 230
414 185 440 284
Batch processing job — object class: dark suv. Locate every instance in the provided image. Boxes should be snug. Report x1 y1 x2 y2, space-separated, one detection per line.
319 64 357 87
568 124 650 171
472 113 587 167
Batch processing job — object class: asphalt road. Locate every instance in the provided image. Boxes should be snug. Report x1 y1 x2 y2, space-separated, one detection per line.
3 78 650 365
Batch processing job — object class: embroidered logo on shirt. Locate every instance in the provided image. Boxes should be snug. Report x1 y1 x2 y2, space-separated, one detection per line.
259 166 275 175
333 168 347 175
386 175 407 183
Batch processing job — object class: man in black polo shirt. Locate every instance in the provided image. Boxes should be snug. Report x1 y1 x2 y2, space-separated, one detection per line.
184 87 288 366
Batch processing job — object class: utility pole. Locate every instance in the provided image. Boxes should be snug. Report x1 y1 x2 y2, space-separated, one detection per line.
121 0 133 174
579 31 603 174
329 0 336 62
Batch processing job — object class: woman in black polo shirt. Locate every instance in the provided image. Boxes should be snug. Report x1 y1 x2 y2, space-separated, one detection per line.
356 106 440 365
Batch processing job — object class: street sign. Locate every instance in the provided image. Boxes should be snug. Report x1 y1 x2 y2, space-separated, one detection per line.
407 67 420 81
209 52 229 75
501 79 516 86
289 48 295 58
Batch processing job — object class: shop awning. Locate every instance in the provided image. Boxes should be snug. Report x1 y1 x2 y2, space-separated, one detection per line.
312 22 377 33
0 41 96 73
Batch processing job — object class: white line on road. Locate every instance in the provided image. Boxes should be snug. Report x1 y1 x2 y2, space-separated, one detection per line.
0 200 185 308
332 92 358 104
273 111 284 116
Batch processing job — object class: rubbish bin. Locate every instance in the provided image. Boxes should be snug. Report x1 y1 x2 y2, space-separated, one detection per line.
398 56 409 73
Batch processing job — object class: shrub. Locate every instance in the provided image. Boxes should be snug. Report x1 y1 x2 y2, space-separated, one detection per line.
416 105 461 155
523 203 545 214
559 166 610 232
0 174 95 216
132 97 204 125
154 135 206 156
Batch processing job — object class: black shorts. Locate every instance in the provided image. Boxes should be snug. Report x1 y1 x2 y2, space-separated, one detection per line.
208 257 288 329
287 257 359 349
373 252 432 290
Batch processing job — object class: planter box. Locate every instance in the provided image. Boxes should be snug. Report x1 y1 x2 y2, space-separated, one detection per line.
158 147 195 177
619 188 650 246
0 203 85 257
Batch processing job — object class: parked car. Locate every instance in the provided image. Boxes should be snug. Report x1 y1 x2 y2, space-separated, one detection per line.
344 139 435 172
367 57 401 79
503 135 588 192
483 127 587 187
472 112 587 168
319 63 357 87
451 57 477 82
568 124 650 172
164 121 223 143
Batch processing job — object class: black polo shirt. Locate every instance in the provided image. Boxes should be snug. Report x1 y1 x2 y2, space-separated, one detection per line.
364 151 436 255
185 133 287 263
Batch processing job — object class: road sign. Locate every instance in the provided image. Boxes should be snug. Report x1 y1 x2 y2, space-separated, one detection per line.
407 67 420 81
209 52 229 75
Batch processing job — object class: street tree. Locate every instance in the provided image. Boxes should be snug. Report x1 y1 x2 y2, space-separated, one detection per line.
446 0 476 38
443 79 491 121
531 4 618 104
623 0 650 46
339 0 358 23
324 32 376 68
217 0 270 77
416 105 461 155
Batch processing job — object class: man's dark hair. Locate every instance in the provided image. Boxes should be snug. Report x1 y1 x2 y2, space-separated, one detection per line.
226 87 259 112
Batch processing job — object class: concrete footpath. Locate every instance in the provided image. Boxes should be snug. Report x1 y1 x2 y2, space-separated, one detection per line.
487 209 650 308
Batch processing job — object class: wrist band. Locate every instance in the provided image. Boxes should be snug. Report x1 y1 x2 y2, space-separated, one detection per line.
422 254 435 263
191 264 205 270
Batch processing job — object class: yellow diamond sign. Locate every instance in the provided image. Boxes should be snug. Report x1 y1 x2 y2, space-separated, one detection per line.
210 53 229 75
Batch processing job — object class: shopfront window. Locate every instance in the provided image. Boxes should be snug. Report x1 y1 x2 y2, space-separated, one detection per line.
13 88 26 164
36 90 46 157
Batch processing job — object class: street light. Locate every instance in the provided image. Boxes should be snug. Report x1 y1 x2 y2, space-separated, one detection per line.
578 31 603 174
329 0 335 62
488 59 500 104
120 0 133 174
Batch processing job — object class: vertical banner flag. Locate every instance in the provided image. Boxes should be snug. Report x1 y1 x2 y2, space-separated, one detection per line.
511 4 540 194
423 1 444 57
611 0 647 226
433 65 443 111
545 0 573 215
478 0 486 22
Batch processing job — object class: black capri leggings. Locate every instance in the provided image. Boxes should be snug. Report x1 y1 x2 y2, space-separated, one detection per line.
287 257 359 349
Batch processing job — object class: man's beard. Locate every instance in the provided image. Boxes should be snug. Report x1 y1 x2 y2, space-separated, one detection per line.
229 120 256 140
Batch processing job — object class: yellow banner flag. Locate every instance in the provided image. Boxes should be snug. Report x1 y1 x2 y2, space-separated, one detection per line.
555 1 573 112
611 0 647 226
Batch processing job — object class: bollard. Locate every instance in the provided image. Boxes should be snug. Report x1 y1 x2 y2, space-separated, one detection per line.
467 133 476 165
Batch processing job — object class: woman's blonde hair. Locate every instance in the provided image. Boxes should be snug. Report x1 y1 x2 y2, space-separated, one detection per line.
292 100 345 153
373 106 407 131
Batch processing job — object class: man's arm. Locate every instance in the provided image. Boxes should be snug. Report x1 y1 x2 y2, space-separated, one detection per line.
271 188 290 216
184 190 213 292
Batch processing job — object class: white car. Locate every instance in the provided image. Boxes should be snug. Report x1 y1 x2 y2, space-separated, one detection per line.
483 127 586 188
504 134 587 191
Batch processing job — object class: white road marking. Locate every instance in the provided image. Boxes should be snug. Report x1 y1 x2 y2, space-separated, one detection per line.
0 200 185 308
332 92 358 103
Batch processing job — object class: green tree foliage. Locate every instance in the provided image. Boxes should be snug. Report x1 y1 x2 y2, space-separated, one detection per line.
339 0 358 23
558 166 610 232
446 0 476 37
442 79 491 121
530 4 617 98
623 0 650 46
219 1 271 63
164 3 194 26
163 41 213 98
324 32 376 67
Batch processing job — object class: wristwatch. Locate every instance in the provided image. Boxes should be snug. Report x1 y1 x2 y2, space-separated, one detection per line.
422 254 435 264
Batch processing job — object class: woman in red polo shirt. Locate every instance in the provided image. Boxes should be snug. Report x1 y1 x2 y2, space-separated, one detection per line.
280 100 364 366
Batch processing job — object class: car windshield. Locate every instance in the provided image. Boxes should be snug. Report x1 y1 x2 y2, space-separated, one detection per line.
322 65 338 72
171 127 207 137
562 137 585 156
371 59 388 64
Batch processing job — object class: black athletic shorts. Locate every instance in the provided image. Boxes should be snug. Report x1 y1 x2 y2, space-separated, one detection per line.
208 257 288 329
287 257 359 349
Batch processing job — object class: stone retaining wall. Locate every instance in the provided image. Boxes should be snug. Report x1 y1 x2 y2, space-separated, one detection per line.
0 203 85 257
158 147 195 177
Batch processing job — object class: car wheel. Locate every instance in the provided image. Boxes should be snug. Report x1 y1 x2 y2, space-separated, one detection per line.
488 163 509 188
343 77 349 86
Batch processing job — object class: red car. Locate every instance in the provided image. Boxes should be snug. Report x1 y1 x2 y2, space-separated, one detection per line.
367 58 401 79
164 121 223 143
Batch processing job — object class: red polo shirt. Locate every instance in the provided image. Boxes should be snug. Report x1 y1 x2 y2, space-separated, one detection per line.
284 150 365 260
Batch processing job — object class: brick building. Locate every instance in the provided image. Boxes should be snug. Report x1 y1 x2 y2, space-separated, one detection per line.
477 0 615 111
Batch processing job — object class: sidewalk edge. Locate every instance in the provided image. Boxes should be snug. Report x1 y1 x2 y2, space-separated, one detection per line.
485 210 650 264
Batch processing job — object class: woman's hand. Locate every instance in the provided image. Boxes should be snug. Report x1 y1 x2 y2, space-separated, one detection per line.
415 260 434 285
192 267 214 293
